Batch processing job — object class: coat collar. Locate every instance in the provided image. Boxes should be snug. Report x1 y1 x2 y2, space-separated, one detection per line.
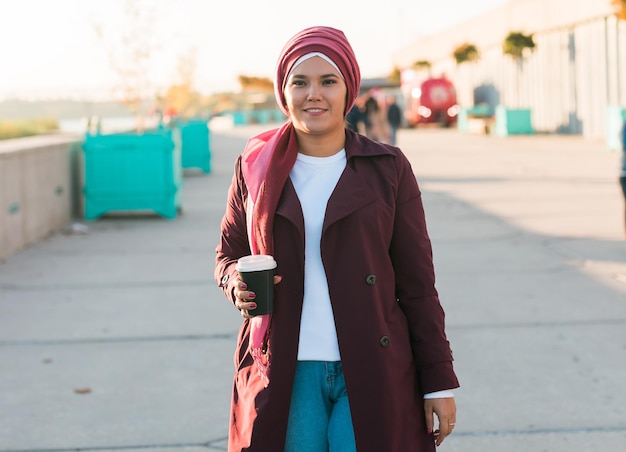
323 130 396 227
344 129 396 160
276 129 395 233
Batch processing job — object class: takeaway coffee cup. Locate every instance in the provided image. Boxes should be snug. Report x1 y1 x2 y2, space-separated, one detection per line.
235 255 277 316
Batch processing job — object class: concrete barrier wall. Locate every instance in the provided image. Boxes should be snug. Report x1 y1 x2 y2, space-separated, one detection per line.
0 135 79 261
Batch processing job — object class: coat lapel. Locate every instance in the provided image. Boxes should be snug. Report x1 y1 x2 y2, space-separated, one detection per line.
275 130 395 238
323 130 394 229
323 164 376 229
275 178 304 236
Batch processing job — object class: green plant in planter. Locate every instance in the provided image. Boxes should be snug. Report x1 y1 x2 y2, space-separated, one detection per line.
453 43 480 64
413 60 432 69
503 32 536 59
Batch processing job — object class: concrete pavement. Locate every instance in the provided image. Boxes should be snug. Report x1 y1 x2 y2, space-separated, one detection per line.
1 125 625 451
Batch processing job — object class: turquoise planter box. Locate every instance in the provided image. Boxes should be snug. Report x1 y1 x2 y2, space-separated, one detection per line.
231 111 247 125
457 105 493 134
180 119 211 173
82 130 182 220
228 109 286 126
457 108 469 132
494 105 534 136
250 110 277 124
606 105 626 151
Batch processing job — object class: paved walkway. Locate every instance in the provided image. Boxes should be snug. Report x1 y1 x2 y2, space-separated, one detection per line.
1 126 625 451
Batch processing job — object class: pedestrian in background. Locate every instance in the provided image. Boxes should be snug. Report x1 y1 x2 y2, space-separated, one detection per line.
386 94 402 145
345 96 366 133
363 92 388 142
215 25 459 452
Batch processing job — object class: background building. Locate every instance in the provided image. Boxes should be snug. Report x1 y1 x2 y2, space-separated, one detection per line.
392 0 625 143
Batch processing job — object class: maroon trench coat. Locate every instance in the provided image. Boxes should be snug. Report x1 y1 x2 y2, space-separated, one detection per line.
215 129 459 452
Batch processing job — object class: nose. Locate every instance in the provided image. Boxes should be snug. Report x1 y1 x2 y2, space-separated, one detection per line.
306 83 321 101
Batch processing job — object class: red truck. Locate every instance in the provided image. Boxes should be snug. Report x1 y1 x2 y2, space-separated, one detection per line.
402 76 459 127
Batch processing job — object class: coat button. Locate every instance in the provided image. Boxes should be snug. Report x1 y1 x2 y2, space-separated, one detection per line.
379 336 390 347
366 274 376 285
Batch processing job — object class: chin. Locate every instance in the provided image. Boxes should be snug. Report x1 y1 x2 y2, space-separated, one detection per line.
305 127 333 136
294 121 326 134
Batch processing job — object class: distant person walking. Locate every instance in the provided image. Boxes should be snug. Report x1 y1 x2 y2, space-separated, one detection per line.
364 93 389 142
345 98 366 133
386 95 402 145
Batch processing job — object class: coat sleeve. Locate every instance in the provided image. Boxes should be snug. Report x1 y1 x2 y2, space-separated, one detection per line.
389 151 459 394
214 156 251 304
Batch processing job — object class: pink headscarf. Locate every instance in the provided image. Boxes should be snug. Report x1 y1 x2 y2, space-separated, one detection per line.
274 26 361 117
241 26 361 387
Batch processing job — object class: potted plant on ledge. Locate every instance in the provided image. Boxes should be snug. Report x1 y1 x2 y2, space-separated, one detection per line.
495 31 536 136
453 43 480 65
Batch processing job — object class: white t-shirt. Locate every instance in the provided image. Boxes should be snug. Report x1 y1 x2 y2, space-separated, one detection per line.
289 149 346 361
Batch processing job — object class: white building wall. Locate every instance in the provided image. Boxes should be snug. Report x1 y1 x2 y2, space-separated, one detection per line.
392 0 625 142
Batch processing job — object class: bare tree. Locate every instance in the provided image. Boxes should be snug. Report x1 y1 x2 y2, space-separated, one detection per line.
157 48 201 118
93 0 160 130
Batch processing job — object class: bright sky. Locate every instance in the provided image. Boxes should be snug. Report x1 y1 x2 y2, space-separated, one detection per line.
1 0 509 100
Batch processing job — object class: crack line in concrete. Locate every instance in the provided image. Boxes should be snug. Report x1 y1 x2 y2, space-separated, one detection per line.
0 438 226 452
3 427 626 451
0 280 213 291
454 424 626 437
449 318 626 330
0 333 237 347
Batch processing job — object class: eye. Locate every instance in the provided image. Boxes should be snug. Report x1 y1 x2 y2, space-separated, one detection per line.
322 79 337 85
289 78 306 87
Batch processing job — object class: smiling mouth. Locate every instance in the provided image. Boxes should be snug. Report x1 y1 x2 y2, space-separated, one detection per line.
305 108 326 113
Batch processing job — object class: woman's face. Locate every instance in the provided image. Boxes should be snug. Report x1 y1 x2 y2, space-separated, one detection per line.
283 56 347 137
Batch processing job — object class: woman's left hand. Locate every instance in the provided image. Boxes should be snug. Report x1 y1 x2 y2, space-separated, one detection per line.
424 397 456 447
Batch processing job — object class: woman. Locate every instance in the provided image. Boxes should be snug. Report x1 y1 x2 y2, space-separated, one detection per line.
215 26 459 452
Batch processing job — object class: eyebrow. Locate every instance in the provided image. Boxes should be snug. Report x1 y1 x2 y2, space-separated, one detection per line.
290 73 340 80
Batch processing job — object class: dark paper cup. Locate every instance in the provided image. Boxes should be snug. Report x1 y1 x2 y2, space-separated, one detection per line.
235 255 277 316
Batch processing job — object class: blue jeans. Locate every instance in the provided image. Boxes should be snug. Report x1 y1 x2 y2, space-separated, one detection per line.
284 361 356 452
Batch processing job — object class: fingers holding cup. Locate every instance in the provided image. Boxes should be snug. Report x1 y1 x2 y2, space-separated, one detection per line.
235 255 277 316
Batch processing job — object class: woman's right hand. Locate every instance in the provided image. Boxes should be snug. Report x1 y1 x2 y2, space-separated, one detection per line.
233 275 282 319
234 279 258 319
